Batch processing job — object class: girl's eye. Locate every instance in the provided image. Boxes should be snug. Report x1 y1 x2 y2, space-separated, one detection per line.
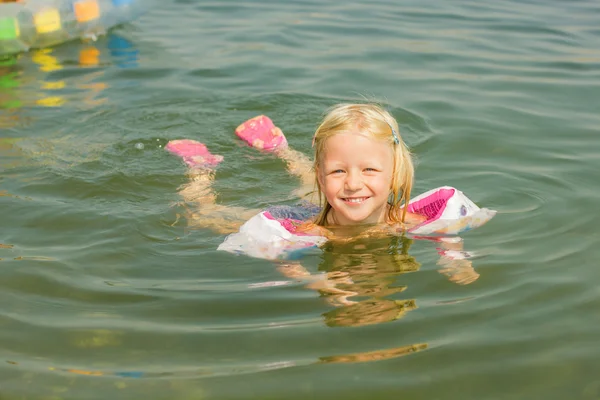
332 169 345 174
365 168 377 172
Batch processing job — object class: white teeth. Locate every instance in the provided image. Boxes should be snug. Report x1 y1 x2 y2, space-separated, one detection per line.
345 197 366 203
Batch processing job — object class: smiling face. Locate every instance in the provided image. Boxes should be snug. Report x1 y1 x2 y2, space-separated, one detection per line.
317 132 394 226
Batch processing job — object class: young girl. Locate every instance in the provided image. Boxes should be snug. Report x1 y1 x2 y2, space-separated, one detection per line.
167 103 425 238
167 103 488 289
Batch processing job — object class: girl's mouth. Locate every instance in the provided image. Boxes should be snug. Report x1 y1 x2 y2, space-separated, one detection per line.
342 197 369 204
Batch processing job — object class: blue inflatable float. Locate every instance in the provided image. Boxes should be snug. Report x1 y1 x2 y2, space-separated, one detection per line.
0 0 142 57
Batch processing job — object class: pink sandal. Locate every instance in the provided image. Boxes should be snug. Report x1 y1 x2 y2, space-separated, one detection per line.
165 139 223 168
235 115 288 151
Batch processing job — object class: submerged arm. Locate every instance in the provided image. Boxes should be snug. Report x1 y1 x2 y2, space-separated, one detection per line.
179 169 260 235
277 261 357 306
435 237 480 285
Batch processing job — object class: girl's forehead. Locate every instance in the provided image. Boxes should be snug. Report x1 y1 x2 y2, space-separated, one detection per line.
321 132 391 156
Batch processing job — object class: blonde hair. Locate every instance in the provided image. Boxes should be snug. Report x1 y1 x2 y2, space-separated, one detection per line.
312 103 414 226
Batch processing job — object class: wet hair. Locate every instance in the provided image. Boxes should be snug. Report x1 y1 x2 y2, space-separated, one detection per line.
312 103 414 226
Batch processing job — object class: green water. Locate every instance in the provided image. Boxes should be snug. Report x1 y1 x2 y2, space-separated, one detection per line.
1 0 600 399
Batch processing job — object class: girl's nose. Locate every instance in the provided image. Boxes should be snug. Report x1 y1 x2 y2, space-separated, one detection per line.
344 171 363 191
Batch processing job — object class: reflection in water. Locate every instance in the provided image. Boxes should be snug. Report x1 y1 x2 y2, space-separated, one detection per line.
0 33 138 127
323 298 417 328
9 342 427 379
32 47 81 107
281 233 480 329
0 56 22 109
107 34 139 69
319 342 428 364
79 45 100 66
0 55 28 128
31 48 63 73
281 233 479 365
7 341 427 380
4 359 145 379
316 235 420 327
30 49 66 108
429 236 481 286
7 341 429 378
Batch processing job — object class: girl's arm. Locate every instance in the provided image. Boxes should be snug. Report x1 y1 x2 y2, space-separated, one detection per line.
277 261 357 306
435 237 480 285
178 169 261 235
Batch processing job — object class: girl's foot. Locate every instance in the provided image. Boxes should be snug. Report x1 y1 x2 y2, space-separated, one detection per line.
235 115 288 151
165 139 223 168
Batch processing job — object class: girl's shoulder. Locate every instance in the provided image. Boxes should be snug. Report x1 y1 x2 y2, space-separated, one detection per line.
264 203 320 221
264 204 334 238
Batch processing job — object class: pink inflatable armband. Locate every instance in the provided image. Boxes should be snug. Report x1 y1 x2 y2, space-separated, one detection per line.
406 186 496 235
235 115 288 151
218 210 326 260
165 139 223 168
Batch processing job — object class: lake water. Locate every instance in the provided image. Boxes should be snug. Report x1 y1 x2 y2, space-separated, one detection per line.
1 0 600 399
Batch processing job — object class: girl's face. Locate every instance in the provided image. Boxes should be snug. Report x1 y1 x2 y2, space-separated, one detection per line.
318 132 394 226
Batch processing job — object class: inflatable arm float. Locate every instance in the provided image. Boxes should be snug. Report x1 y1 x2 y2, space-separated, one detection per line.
404 186 496 235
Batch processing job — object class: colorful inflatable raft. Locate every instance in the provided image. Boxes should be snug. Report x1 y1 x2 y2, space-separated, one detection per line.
0 0 142 57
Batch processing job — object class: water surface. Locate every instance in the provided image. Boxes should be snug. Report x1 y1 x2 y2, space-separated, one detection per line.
1 0 600 399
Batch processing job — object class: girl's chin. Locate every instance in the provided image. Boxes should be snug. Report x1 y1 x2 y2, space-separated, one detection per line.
333 211 385 226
